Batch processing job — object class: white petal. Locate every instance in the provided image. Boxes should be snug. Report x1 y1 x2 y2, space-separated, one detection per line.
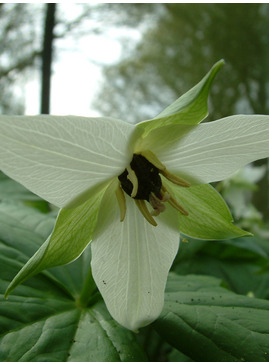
91 181 179 331
146 115 269 184
0 115 137 207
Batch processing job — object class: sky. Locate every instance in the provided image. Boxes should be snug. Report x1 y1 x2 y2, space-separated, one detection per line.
24 4 141 117
25 35 120 117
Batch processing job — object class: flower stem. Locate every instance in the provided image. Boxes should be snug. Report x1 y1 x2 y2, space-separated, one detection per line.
77 266 97 308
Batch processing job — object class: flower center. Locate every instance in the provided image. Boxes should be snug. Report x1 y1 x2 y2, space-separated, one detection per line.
118 154 162 201
116 150 190 226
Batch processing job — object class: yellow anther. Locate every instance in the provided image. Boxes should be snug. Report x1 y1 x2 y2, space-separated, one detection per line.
168 195 189 216
127 166 138 198
135 200 158 227
161 185 188 216
139 150 190 187
115 182 126 222
160 169 190 187
118 150 190 225
139 150 165 170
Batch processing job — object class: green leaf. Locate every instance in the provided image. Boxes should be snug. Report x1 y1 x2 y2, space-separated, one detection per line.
0 172 41 202
0 297 147 361
173 237 269 299
0 202 55 259
137 59 224 136
0 203 147 361
154 273 269 361
5 183 108 297
216 237 268 259
165 181 250 239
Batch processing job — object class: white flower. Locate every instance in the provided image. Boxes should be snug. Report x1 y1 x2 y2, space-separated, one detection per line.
1 60 269 331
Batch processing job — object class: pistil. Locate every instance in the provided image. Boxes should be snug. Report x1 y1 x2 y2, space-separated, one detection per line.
149 191 170 216
161 186 189 216
135 200 157 226
117 151 190 226
126 166 138 197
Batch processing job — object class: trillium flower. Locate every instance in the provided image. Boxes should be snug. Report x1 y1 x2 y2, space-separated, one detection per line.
1 60 269 331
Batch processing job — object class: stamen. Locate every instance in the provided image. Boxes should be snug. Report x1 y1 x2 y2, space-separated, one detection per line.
139 150 165 170
118 151 190 225
115 182 126 222
167 196 189 216
161 191 170 202
127 166 138 197
139 150 190 187
160 169 190 187
135 200 158 226
161 186 189 216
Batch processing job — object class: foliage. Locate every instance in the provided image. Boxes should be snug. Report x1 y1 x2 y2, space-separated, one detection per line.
0 196 269 361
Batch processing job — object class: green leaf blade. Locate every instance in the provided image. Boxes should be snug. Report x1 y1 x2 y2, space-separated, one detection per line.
0 172 42 202
173 236 269 300
68 303 147 362
0 309 80 362
154 273 269 362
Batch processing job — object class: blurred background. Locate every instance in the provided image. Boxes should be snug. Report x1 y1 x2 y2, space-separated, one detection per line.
1 3 269 232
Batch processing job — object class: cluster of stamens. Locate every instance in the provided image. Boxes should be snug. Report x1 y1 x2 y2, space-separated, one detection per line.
116 150 190 226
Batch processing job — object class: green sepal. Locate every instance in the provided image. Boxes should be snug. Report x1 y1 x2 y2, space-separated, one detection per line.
5 183 109 297
165 181 251 240
137 59 224 137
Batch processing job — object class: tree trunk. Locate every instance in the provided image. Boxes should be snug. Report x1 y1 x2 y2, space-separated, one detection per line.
40 3 56 114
